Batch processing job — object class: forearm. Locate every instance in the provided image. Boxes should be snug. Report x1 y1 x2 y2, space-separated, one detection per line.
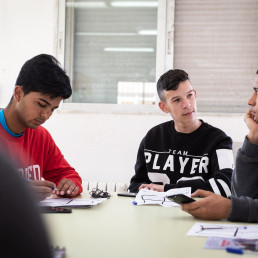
128 182 143 193
164 180 213 193
45 139 83 194
164 176 231 197
232 137 258 198
129 138 151 193
129 168 151 193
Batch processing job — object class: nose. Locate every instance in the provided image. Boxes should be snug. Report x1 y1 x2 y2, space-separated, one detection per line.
248 91 256 107
182 98 191 108
40 109 52 121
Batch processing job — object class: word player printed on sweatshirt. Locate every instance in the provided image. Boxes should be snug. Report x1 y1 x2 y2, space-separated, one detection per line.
144 149 209 174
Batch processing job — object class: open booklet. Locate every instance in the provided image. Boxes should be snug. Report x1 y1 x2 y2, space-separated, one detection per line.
132 187 191 207
38 197 106 208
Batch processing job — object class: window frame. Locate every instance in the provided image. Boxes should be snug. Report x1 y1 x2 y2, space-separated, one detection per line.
57 0 175 114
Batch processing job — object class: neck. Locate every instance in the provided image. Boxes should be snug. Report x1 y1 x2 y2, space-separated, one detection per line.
174 119 202 133
3 105 26 134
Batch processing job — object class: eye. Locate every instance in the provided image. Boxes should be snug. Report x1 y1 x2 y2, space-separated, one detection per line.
188 93 194 98
173 99 180 103
38 102 47 108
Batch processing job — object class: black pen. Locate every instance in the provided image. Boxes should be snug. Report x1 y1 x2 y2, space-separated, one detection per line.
234 228 239 237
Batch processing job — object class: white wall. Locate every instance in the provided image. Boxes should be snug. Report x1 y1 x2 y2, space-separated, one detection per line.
0 0 58 106
43 110 247 185
0 0 247 187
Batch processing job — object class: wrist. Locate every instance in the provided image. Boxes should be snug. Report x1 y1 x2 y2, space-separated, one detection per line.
247 132 258 145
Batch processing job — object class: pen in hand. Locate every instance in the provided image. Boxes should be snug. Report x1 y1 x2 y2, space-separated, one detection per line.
25 178 58 190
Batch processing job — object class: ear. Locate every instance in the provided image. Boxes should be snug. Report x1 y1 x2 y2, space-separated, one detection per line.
14 86 24 102
158 101 169 114
193 89 197 98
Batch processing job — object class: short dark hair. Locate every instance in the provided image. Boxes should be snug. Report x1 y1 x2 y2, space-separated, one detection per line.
15 54 72 99
157 69 189 101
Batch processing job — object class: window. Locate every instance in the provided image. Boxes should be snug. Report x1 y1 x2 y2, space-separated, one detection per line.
64 0 159 105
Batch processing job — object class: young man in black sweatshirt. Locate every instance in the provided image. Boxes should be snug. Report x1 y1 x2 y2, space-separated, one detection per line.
128 69 233 197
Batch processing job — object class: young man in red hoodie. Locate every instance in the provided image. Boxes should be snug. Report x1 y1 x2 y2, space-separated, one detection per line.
0 54 82 200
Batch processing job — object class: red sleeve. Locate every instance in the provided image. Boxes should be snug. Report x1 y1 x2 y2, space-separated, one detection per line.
41 128 83 195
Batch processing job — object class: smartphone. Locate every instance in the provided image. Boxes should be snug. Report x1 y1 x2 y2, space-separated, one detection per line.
167 194 195 204
117 192 137 197
39 206 72 213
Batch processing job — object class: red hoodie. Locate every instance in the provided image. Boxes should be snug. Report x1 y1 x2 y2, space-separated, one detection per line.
0 124 82 194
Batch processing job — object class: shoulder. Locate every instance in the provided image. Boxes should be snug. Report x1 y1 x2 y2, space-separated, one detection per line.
139 121 172 146
199 121 232 149
200 120 230 138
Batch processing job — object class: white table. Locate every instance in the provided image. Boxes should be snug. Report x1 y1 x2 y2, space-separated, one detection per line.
43 193 254 258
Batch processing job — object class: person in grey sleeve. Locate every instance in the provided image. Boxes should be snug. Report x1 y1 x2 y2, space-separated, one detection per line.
181 70 258 222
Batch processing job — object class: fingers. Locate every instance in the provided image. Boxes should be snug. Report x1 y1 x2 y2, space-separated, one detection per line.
139 184 163 192
29 180 56 200
31 180 56 189
35 192 52 201
181 190 211 212
139 184 150 190
139 184 155 191
191 189 212 198
56 178 78 196
181 196 232 220
181 201 198 211
244 109 252 123
150 185 164 192
245 109 252 118
28 179 78 197
180 197 200 212
29 184 53 201
69 186 79 196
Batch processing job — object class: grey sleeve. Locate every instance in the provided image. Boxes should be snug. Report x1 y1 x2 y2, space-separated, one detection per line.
228 196 258 222
231 137 258 198
229 137 258 222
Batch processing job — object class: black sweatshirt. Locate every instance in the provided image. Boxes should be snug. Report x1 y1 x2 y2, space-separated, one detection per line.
129 120 233 197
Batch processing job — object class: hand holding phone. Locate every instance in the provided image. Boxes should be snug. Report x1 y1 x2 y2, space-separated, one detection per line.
167 194 195 204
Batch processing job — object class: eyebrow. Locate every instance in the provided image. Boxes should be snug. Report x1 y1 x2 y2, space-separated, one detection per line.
39 98 50 105
171 90 194 101
38 98 59 109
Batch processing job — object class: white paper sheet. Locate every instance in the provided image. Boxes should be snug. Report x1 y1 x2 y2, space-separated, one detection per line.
187 222 258 239
38 197 105 207
132 187 191 207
